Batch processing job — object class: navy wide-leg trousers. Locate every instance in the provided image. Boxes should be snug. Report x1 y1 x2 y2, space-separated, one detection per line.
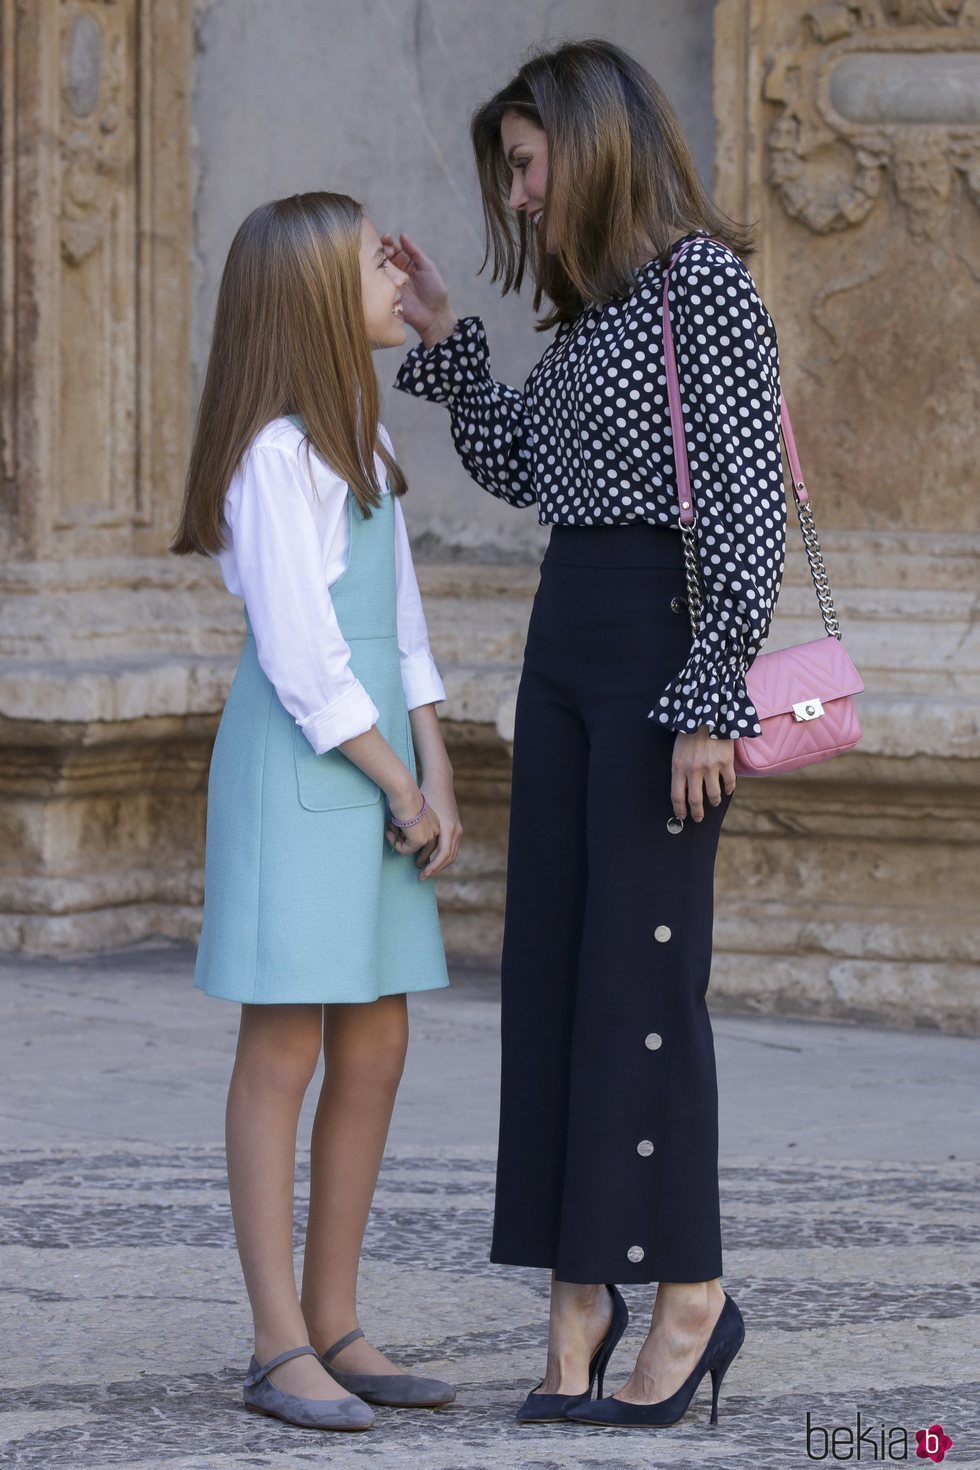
488 522 734 1286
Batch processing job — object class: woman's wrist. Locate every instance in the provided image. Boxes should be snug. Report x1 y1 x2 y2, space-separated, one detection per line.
420 308 458 350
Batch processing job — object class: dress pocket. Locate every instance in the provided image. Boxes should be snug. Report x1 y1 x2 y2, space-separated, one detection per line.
291 641 413 813
292 722 383 812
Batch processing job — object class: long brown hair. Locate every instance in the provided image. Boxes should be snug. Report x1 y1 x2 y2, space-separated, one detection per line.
471 38 755 331
171 192 406 558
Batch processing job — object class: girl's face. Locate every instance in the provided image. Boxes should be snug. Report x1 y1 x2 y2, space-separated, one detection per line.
360 217 409 349
501 110 550 249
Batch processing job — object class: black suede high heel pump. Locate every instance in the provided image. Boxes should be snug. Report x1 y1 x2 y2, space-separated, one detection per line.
565 1290 744 1429
515 1283 629 1425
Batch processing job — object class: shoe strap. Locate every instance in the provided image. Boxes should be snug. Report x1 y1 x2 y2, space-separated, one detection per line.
321 1327 365 1364
244 1343 319 1388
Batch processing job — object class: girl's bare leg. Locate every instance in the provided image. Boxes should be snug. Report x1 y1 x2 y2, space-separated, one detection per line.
301 994 409 1373
225 1002 349 1400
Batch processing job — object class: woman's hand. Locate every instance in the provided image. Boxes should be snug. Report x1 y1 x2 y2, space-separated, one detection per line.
380 231 457 346
385 786 441 856
412 770 464 880
671 727 736 822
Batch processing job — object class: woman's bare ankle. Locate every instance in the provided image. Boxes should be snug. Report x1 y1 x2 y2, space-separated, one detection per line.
653 1279 725 1331
537 1281 614 1392
551 1278 608 1311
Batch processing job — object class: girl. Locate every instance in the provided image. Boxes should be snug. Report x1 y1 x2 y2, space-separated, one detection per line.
386 38 785 1429
170 192 462 1432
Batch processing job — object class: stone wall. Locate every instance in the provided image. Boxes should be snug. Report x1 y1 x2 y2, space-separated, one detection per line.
2 1 976 1033
0 1 717 953
704 0 979 1028
192 0 717 560
0 0 201 952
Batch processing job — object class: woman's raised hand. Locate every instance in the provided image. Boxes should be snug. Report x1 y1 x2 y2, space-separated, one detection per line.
380 232 457 347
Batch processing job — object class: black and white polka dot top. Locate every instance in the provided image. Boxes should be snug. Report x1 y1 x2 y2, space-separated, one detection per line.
393 231 787 739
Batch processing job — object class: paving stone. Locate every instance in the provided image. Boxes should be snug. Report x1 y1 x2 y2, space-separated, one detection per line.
0 947 977 1469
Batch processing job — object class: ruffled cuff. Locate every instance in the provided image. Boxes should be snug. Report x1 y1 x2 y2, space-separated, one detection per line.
393 316 490 405
648 643 763 740
399 651 447 710
297 682 380 755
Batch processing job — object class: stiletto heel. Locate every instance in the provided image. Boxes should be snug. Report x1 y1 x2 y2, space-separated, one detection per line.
515 1283 629 1425
592 1290 625 1403
709 1355 728 1424
708 1320 743 1425
566 1290 744 1429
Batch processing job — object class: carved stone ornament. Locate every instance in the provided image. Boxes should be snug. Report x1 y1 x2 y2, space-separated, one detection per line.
766 0 980 242
60 6 130 268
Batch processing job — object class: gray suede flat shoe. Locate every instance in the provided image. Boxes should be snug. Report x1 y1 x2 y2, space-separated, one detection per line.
243 1344 375 1430
320 1328 456 1408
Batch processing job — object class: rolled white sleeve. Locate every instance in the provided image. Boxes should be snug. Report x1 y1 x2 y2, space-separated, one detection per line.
227 443 380 754
393 495 447 710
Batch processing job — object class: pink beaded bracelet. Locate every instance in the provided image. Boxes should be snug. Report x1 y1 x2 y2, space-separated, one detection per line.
387 794 429 829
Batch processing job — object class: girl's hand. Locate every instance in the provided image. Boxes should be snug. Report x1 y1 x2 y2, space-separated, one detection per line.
379 232 456 344
671 727 736 822
413 772 463 880
385 788 440 856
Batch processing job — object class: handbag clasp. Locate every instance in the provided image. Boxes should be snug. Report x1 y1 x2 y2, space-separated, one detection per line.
792 697 824 722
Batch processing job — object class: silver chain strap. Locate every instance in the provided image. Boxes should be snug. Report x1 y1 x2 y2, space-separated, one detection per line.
681 522 704 642
681 468 842 642
796 498 841 639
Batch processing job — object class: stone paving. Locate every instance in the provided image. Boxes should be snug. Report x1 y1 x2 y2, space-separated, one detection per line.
0 945 977 1469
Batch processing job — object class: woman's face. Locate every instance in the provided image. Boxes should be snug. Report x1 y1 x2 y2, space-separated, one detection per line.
359 216 409 349
500 110 550 249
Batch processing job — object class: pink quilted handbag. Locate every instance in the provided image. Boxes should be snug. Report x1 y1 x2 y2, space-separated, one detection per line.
662 236 864 777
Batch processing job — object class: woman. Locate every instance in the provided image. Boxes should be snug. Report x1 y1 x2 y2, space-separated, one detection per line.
385 38 786 1428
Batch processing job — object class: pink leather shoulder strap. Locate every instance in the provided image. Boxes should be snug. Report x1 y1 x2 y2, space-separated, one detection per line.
661 235 808 526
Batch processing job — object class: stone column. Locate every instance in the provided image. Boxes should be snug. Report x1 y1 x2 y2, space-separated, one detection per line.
707 0 980 1028
0 0 224 951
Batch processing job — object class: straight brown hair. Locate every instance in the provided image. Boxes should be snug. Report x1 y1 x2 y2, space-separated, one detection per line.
171 192 406 559
471 38 755 331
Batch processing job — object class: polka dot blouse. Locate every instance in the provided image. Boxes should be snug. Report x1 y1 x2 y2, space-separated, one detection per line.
393 231 787 739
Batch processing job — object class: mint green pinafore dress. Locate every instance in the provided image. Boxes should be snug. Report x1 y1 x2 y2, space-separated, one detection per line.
193 463 449 1005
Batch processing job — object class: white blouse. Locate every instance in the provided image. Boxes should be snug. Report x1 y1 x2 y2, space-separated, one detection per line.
213 417 446 755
